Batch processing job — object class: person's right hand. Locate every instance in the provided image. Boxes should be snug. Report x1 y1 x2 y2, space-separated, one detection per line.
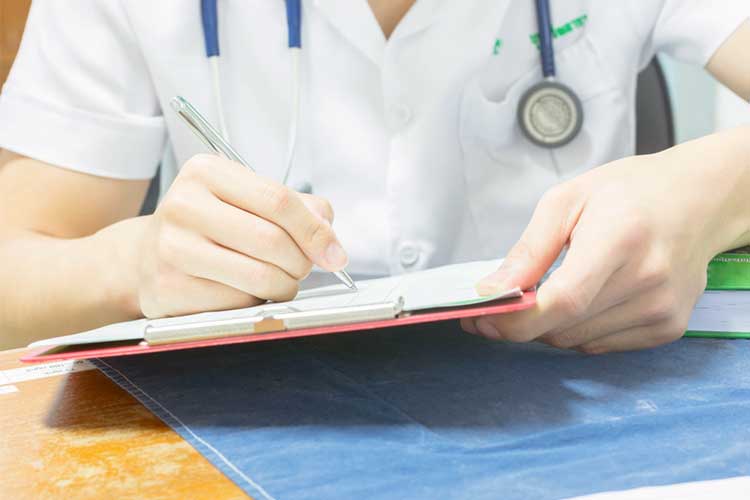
134 154 348 318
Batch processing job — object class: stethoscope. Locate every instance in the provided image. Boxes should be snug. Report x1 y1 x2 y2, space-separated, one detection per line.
199 0 582 174
517 0 584 148
200 0 303 188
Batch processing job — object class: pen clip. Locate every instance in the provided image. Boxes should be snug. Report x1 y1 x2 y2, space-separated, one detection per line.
170 96 252 169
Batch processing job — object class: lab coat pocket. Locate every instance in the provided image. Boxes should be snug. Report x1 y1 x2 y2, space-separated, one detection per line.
459 66 561 256
549 36 629 177
459 35 625 256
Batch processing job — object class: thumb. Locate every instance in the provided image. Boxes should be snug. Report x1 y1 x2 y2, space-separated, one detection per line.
476 187 583 295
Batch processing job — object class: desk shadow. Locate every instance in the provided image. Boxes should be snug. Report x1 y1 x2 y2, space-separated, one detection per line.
45 321 740 447
43 366 173 431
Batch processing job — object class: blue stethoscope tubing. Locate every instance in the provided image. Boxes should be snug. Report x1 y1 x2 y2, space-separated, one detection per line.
200 0 303 185
534 0 556 78
200 0 581 160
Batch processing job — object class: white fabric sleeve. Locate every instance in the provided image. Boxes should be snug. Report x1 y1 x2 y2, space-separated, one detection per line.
648 0 750 67
0 0 166 179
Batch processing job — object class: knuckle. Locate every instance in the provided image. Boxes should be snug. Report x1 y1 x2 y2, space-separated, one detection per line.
160 188 196 223
548 280 589 319
255 221 286 249
641 251 672 287
262 184 293 214
180 154 212 181
304 217 333 247
617 213 652 251
616 229 640 254
647 290 679 323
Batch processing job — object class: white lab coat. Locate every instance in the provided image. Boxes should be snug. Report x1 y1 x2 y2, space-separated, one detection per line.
0 0 748 277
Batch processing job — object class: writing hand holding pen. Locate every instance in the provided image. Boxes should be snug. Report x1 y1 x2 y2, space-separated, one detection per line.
133 152 350 318
171 96 356 290
126 97 354 319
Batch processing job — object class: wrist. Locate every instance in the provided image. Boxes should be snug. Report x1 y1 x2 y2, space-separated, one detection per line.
665 126 750 258
92 217 148 320
716 126 750 252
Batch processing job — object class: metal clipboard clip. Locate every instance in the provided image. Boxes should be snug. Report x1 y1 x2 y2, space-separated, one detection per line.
144 298 405 346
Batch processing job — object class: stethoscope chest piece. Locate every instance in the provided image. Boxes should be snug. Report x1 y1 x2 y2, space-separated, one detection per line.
517 80 583 148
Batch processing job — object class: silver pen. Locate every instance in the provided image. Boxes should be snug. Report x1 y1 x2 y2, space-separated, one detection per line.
170 96 357 291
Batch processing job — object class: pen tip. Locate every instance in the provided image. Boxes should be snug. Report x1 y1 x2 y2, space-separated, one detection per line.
335 270 357 291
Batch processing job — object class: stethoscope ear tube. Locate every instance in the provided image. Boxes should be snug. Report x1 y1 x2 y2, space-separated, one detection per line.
198 0 303 185
200 0 220 57
285 0 302 49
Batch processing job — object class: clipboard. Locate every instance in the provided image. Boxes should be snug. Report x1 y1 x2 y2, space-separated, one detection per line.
21 259 538 363
21 292 536 363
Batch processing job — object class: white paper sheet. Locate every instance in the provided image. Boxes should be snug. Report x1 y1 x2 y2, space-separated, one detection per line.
687 290 750 333
568 476 750 500
31 259 517 348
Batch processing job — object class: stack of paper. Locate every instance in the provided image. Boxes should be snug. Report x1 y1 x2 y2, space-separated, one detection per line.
687 291 750 338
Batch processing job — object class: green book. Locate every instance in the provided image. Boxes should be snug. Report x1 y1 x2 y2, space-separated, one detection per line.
706 251 750 291
685 248 750 338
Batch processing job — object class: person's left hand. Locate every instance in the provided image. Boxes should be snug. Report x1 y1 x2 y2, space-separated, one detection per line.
462 134 750 353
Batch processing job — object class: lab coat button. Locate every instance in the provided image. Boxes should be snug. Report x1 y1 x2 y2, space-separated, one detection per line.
399 243 420 267
392 104 412 126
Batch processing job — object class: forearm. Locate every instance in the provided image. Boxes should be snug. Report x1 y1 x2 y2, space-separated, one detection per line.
0 218 145 347
659 125 750 257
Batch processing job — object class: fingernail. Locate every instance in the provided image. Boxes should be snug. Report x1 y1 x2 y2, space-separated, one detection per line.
475 317 500 338
477 268 511 295
325 241 348 269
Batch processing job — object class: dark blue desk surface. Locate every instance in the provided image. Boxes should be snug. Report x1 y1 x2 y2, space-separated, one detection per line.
94 322 750 500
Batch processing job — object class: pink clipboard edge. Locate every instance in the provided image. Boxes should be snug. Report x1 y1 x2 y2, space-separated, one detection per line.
21 291 537 363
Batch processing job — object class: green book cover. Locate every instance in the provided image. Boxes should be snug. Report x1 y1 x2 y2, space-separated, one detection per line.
685 331 750 339
706 248 750 291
